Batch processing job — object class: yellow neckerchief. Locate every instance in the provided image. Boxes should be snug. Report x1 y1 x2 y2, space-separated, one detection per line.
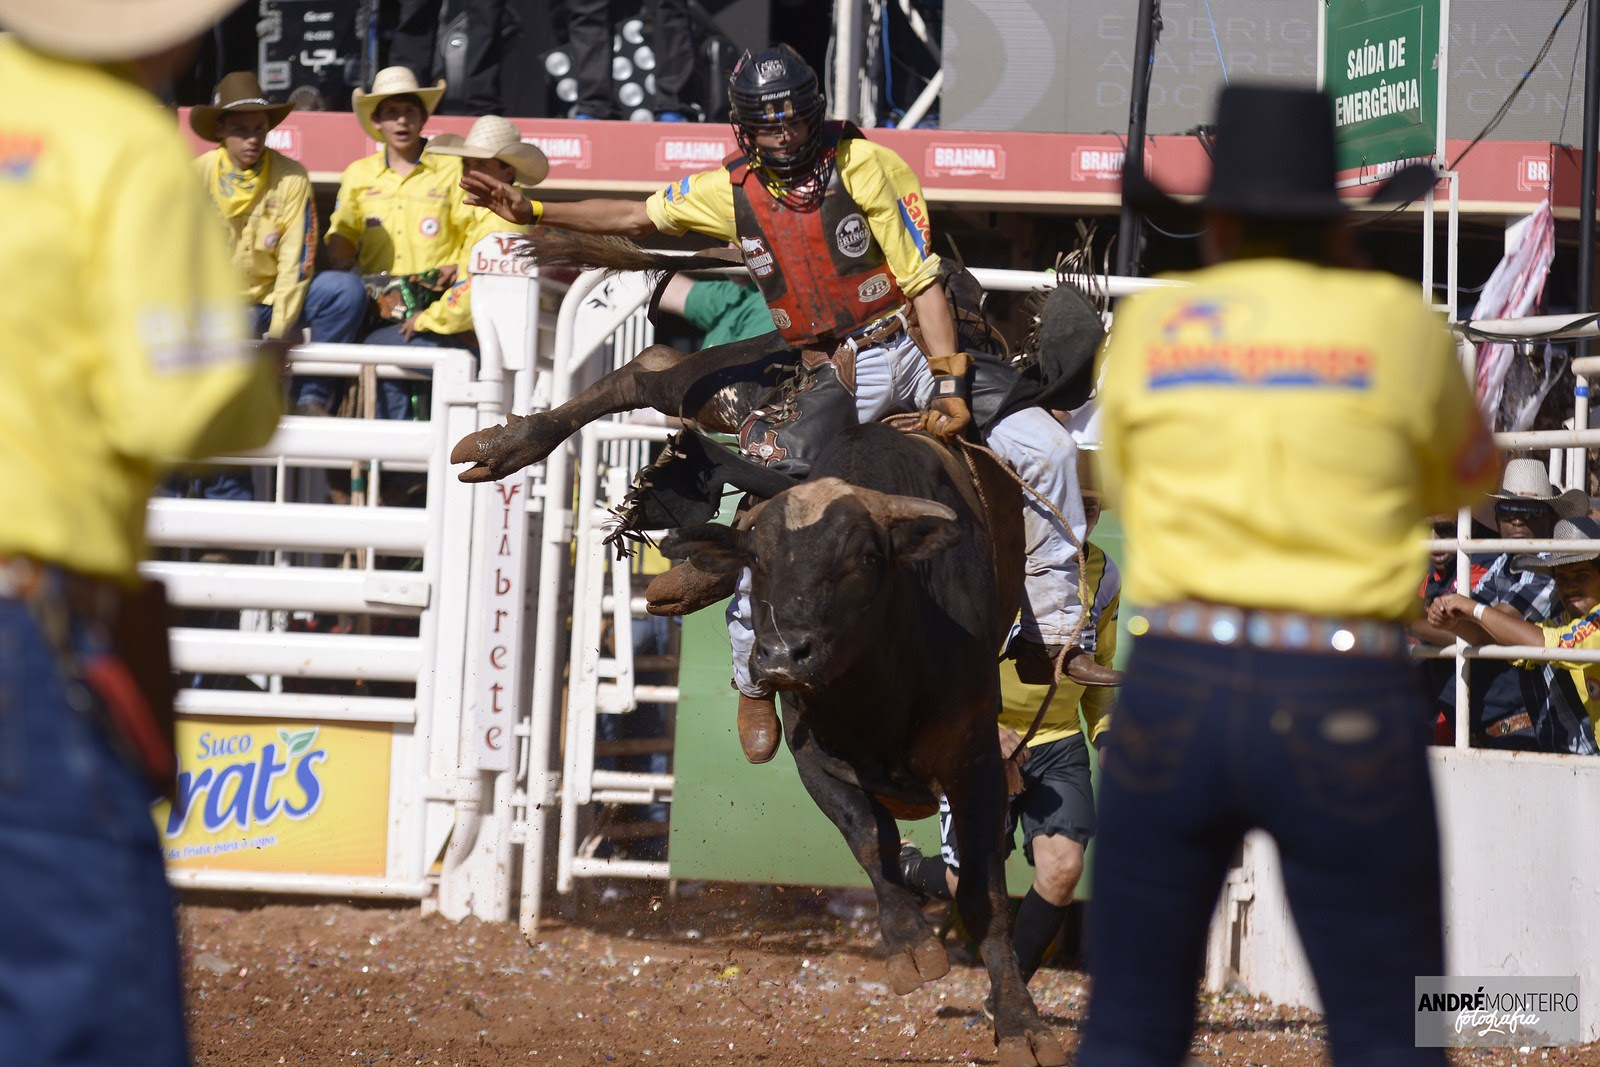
213 148 270 218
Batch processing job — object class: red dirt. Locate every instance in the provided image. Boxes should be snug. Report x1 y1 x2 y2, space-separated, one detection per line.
180 885 1597 1066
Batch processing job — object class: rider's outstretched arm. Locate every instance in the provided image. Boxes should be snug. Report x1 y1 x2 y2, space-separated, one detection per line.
460 170 656 237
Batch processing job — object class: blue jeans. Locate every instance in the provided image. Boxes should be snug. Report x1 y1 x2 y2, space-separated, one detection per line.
1078 636 1445 1067
276 270 368 412
0 599 188 1066
362 324 470 421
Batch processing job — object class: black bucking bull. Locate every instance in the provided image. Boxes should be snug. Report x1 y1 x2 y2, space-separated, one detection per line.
663 422 1064 1067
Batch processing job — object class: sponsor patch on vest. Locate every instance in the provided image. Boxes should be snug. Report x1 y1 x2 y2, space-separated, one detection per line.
741 236 774 276
770 308 792 329
858 274 891 303
419 215 440 238
835 213 870 258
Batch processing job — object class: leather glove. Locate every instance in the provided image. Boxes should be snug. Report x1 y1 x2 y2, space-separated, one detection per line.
921 352 973 438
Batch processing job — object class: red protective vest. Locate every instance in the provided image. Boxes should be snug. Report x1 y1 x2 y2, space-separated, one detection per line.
726 125 905 346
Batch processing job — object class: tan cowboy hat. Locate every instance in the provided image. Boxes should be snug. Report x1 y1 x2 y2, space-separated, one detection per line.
189 71 295 142
0 0 241 60
1491 457 1590 519
425 115 549 187
352 66 446 141
1513 517 1600 574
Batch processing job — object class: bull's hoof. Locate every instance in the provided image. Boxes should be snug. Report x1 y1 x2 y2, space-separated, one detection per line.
997 1030 1068 1067
885 936 949 995
645 560 738 616
449 413 566 483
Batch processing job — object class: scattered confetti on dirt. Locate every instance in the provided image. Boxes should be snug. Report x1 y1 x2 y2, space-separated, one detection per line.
180 885 1600 1066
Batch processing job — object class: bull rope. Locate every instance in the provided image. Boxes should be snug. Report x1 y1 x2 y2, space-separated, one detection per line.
953 437 1094 793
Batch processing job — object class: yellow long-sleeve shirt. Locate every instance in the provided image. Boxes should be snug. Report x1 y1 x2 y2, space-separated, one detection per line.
0 39 282 584
643 135 944 300
194 146 317 339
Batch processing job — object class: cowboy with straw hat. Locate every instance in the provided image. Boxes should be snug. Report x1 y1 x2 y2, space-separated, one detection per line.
0 1 288 1063
426 115 549 188
352 64 446 142
189 69 294 142
1086 83 1501 1063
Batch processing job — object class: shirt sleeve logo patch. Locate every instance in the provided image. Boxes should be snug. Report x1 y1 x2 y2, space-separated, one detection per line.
419 216 440 238
895 193 930 258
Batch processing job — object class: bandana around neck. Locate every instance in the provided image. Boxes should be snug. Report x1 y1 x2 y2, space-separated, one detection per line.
214 149 270 218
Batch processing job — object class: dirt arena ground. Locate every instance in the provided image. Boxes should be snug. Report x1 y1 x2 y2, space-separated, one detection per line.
181 886 1598 1067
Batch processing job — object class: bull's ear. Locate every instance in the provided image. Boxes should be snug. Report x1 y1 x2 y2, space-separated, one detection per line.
658 523 751 577
888 514 962 563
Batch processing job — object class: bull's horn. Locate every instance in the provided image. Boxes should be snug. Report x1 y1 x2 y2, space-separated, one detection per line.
846 484 957 526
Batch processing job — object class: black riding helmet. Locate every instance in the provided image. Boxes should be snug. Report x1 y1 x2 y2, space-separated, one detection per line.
728 45 829 201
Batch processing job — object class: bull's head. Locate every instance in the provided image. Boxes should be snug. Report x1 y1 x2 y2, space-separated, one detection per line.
659 478 962 692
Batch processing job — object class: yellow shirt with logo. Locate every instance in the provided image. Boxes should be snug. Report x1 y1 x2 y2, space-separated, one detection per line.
1096 258 1497 620
1535 609 1600 736
0 39 282 583
412 207 532 336
194 146 316 340
998 542 1119 745
326 147 475 277
642 136 943 300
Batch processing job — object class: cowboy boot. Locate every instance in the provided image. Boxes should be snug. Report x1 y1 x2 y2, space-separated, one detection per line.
736 690 782 764
644 560 739 616
1011 639 1124 687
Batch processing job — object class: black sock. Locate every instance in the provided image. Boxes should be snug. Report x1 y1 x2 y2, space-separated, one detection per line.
1012 888 1071 983
905 854 954 901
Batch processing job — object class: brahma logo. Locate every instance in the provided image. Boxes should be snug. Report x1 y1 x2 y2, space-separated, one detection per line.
741 236 774 276
835 213 870 257
925 142 1005 179
469 232 536 276
1520 155 1551 192
655 138 728 172
265 125 301 157
858 274 891 303
530 134 591 169
1072 146 1126 182
896 193 930 258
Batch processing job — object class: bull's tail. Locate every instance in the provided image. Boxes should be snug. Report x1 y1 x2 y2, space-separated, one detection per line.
513 229 742 276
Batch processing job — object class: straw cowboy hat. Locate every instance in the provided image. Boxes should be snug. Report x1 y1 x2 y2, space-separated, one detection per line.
352 66 446 141
1122 82 1438 225
425 115 549 187
1513 517 1600 574
0 0 242 60
189 71 295 142
1491 457 1590 519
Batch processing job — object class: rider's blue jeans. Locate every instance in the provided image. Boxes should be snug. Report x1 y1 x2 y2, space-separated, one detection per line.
1078 634 1446 1067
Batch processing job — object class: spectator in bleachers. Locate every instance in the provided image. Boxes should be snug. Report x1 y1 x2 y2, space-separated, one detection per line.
564 0 695 121
1429 516 1600 754
327 66 476 419
0 0 284 1059
387 0 507 115
1411 512 1492 744
655 275 775 348
1428 458 1590 750
189 71 366 418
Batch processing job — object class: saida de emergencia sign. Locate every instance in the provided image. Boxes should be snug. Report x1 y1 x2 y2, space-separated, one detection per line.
1323 0 1442 173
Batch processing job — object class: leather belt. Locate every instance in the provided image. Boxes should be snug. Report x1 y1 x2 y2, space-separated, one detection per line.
1485 711 1534 738
840 306 909 353
1127 601 1408 657
0 556 121 622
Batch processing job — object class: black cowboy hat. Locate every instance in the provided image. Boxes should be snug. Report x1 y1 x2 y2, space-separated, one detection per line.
1123 83 1439 225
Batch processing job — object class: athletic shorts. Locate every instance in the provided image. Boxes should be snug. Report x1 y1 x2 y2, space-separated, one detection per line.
938 733 1097 870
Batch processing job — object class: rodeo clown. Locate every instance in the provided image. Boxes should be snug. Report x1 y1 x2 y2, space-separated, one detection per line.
453 45 1121 764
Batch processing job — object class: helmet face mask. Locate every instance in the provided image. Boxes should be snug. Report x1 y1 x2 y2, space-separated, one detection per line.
729 46 829 202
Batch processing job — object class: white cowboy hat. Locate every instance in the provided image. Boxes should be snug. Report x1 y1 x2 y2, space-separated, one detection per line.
189 71 295 142
0 0 242 60
1513 517 1600 574
425 115 549 187
352 66 446 141
1490 457 1590 519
